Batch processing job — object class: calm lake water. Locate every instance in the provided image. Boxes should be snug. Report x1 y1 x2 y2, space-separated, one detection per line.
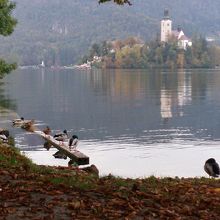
1 68 220 178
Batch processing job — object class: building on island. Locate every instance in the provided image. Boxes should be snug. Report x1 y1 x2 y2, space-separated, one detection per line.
161 9 172 43
161 9 192 50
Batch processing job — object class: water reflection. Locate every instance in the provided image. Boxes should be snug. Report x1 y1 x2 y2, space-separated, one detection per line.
161 70 193 119
90 69 147 102
0 81 16 111
0 80 17 130
2 68 220 178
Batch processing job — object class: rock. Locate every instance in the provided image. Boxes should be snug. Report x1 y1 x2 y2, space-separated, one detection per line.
81 164 99 176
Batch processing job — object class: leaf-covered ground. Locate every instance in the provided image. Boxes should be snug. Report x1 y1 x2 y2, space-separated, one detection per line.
0 144 220 220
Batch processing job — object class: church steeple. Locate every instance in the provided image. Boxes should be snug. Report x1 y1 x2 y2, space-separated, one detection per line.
163 9 170 20
161 9 172 42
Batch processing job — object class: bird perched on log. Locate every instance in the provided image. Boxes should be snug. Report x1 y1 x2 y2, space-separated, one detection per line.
204 158 220 178
54 129 68 141
68 135 78 150
43 126 51 135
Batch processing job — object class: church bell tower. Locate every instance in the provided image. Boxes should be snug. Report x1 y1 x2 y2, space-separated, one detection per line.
161 9 172 42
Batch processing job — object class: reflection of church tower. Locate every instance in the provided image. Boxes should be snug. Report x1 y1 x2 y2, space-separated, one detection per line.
161 9 172 42
177 71 192 116
160 89 172 119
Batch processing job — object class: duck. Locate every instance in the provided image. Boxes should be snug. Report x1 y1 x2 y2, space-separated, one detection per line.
0 134 8 142
12 117 24 125
0 129 9 142
0 129 9 138
204 158 220 178
54 129 68 141
21 120 35 132
43 126 51 135
68 135 79 150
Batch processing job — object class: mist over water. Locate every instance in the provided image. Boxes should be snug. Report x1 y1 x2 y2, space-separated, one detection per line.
1 68 220 178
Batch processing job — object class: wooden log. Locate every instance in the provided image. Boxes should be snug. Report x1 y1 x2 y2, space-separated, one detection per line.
34 131 89 165
12 119 90 166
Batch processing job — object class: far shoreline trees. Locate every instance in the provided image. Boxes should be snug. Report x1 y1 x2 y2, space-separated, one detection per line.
82 35 220 69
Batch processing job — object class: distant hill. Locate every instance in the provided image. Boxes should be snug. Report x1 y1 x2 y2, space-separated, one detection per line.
0 0 220 66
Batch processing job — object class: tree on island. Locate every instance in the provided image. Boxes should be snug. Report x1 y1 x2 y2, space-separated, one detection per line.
0 0 17 78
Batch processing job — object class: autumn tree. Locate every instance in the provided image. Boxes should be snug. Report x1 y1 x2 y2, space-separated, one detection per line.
0 0 17 77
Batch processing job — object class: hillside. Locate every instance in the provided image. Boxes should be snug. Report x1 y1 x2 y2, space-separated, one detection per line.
0 0 220 66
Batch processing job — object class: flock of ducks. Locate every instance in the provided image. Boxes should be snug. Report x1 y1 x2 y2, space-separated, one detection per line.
8 117 220 177
54 129 79 150
12 117 79 150
43 126 79 150
42 127 79 159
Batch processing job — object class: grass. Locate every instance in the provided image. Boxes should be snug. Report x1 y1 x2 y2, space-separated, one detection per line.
50 177 65 185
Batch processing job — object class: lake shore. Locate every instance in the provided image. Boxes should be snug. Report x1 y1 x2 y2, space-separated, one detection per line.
0 142 220 219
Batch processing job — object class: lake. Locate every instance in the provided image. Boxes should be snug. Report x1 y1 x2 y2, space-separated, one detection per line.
1 68 220 178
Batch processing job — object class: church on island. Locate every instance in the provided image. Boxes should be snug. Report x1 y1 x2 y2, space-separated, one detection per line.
161 9 192 50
